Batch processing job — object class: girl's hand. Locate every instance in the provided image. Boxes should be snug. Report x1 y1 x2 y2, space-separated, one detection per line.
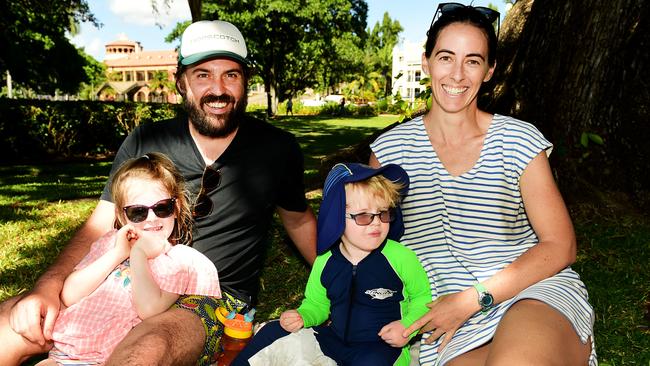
115 224 138 260
402 290 479 352
130 230 170 259
279 309 304 332
378 320 409 348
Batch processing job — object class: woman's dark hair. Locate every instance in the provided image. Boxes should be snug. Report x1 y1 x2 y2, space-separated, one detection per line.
424 6 498 67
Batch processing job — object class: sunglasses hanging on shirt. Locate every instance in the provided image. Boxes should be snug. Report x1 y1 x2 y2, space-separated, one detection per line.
192 166 221 219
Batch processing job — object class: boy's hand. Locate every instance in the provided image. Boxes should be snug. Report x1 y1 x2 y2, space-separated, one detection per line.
379 320 409 348
279 309 304 332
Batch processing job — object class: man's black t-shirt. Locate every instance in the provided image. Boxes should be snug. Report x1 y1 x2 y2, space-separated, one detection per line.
101 115 308 303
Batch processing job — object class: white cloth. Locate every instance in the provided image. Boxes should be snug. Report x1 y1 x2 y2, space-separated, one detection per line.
248 328 337 366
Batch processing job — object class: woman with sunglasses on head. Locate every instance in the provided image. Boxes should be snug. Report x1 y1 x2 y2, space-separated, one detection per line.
370 3 596 365
32 152 220 365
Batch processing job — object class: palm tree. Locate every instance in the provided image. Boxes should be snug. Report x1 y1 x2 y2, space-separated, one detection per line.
148 71 174 102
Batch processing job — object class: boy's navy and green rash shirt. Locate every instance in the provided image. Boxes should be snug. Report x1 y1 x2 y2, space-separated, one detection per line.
297 239 432 343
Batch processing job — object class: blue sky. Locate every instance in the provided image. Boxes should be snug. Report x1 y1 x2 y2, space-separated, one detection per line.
70 0 507 61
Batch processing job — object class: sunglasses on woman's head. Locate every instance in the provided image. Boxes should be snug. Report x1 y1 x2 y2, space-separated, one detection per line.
123 198 176 223
429 2 500 39
345 210 395 226
192 166 221 218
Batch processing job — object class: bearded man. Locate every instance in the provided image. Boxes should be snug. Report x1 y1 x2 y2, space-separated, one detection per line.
0 20 316 366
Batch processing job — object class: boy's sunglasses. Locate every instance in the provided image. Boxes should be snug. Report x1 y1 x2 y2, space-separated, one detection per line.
429 2 500 38
345 210 395 226
192 166 221 218
123 198 176 223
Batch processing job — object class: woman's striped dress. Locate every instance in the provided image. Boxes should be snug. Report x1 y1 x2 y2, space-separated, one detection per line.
370 114 596 365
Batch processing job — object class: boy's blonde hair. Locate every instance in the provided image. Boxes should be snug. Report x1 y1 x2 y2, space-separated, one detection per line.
110 152 193 245
344 175 404 209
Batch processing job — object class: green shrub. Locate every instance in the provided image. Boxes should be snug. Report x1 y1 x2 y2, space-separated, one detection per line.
0 98 179 163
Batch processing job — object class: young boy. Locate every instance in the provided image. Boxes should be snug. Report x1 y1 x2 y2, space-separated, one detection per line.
232 163 432 366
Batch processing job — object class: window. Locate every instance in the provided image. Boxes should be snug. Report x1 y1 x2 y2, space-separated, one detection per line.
415 71 421 82
136 71 145 81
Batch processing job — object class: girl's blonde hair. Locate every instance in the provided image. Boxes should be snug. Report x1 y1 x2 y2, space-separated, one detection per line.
110 152 193 245
345 175 404 208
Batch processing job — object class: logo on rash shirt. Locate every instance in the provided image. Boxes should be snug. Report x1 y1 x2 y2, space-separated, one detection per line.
365 288 397 300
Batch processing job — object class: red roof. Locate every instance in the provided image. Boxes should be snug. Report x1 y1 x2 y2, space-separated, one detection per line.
105 50 178 68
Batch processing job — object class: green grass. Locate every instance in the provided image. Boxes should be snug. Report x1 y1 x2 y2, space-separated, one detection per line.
271 114 398 187
570 201 650 364
1 114 649 364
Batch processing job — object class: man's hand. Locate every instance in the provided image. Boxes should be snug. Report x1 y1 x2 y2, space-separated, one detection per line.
9 287 60 346
279 309 304 332
379 320 409 348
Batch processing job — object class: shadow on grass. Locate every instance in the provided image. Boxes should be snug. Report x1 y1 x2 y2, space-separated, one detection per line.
271 116 401 190
256 198 322 321
0 162 110 205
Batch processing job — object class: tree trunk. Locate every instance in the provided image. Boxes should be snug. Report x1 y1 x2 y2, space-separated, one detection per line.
188 0 202 21
384 73 391 98
484 0 650 205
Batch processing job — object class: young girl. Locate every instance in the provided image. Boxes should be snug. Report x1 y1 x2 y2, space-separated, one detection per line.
38 152 221 365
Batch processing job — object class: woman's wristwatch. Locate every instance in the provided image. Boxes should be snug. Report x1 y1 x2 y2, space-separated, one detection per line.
473 283 494 314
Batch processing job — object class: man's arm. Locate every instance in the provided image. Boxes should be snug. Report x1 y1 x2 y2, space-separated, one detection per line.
277 207 317 265
8 200 115 345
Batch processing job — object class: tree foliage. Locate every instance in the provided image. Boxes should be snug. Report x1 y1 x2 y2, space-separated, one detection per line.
0 0 100 94
168 1 404 113
366 12 402 98
77 48 107 100
200 0 368 115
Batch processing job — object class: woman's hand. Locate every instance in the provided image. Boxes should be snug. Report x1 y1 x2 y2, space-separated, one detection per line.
279 309 304 332
379 320 409 348
403 289 479 351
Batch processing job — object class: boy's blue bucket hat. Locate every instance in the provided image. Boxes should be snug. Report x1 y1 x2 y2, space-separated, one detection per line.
317 162 409 255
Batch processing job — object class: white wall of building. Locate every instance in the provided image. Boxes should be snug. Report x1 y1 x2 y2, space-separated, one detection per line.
392 39 426 105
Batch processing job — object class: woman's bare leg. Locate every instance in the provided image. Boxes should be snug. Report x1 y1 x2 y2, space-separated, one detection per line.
448 299 591 366
488 299 591 366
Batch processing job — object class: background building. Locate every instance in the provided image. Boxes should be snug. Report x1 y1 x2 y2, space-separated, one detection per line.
97 34 179 103
391 39 426 106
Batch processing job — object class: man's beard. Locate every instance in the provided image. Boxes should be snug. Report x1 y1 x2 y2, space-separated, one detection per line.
185 93 248 138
